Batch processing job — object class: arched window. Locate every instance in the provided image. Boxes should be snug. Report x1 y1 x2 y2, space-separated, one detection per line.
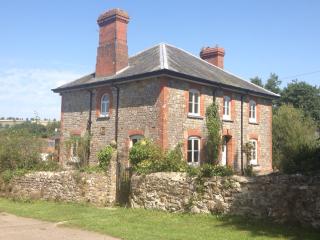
100 94 109 117
187 136 200 165
249 139 258 165
223 96 231 120
188 89 200 115
249 100 256 123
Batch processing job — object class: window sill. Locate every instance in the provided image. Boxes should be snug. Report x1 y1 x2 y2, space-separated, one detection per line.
187 114 204 120
249 121 259 125
97 116 110 121
222 119 233 123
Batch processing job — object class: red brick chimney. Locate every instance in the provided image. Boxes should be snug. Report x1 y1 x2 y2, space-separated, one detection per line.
200 46 225 69
95 9 130 78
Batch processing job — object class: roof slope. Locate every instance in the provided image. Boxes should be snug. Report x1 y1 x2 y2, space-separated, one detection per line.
53 43 278 97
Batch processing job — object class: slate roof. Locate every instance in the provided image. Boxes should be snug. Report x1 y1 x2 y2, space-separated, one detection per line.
53 43 279 98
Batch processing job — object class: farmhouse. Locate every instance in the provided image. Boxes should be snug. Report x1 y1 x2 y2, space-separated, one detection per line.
53 8 278 174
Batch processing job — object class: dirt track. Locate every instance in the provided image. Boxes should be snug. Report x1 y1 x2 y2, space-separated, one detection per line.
0 212 119 240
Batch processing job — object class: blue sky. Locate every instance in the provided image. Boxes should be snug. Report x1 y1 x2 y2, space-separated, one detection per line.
0 0 319 119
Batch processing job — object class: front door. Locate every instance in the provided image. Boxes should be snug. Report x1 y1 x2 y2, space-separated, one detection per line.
221 137 227 166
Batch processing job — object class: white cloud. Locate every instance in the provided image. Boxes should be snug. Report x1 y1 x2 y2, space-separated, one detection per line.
0 68 85 119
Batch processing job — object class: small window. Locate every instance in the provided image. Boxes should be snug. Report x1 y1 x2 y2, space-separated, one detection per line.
188 89 200 116
100 94 110 117
187 137 200 165
249 139 258 165
223 96 231 120
249 100 256 123
129 135 144 148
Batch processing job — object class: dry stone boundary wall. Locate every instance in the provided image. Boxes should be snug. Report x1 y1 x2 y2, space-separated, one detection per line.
130 172 320 229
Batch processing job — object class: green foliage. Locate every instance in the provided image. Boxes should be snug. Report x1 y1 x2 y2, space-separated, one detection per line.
1 198 320 240
265 73 282 94
65 133 91 168
250 76 263 87
130 140 188 175
97 145 114 171
205 103 222 164
33 160 62 172
0 129 42 172
243 165 255 177
129 139 163 167
0 169 29 183
281 80 320 125
5 121 60 138
273 105 319 174
198 164 234 178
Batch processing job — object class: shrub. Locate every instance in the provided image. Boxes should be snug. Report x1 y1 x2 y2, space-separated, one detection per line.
198 164 233 178
273 105 319 174
0 169 29 183
129 139 163 167
205 103 222 164
65 133 91 168
97 145 114 171
0 129 42 172
130 140 188 174
33 160 62 172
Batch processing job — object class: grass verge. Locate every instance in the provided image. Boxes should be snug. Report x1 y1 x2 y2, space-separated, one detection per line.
0 198 319 240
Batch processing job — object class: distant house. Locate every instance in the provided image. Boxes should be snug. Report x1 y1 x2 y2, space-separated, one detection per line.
53 9 278 174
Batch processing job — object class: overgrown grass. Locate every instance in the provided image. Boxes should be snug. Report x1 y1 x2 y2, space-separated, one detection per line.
0 198 319 240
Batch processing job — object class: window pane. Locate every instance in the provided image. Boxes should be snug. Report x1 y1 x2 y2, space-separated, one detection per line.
189 92 193 102
194 103 199 114
193 151 199 162
193 139 199 150
188 139 192 150
194 93 199 103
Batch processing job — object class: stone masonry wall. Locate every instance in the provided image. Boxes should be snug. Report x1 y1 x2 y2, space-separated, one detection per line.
131 172 320 229
0 153 118 206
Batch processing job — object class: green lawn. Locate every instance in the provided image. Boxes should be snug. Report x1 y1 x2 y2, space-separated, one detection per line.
0 198 319 240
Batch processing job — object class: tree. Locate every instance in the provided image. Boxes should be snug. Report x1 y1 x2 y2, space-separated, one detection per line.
265 73 281 94
280 80 320 125
272 105 319 174
205 103 222 164
250 76 263 87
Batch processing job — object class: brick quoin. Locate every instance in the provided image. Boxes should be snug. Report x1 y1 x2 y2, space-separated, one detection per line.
159 77 169 149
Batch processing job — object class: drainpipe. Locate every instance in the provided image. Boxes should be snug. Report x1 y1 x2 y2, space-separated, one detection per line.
86 90 93 165
240 95 244 175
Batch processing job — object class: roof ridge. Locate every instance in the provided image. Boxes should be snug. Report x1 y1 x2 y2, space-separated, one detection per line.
164 43 279 97
160 43 169 69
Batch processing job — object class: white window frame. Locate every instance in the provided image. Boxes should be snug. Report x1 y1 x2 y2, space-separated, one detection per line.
223 96 231 120
249 100 257 123
187 137 200 166
188 89 200 116
129 135 144 148
249 139 258 165
100 94 110 117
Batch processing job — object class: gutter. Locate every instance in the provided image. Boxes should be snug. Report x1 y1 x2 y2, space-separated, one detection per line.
52 69 280 100
86 90 93 165
112 84 121 202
